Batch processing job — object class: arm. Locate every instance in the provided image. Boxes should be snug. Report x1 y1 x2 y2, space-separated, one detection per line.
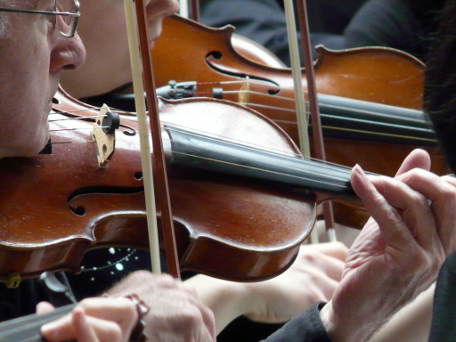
369 284 434 342
184 242 347 334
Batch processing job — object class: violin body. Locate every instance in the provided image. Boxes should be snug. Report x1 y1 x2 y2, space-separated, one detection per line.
0 90 315 282
152 15 448 227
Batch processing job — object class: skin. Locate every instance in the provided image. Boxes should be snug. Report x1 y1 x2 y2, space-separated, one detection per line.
6 1 453 341
321 150 456 342
0 0 86 158
60 0 179 98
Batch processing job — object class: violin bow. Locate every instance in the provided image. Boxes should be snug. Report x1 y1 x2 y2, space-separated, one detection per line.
179 0 200 21
123 0 181 277
283 0 336 242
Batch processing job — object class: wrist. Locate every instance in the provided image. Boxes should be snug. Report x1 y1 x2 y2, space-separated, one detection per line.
320 301 379 342
184 275 249 334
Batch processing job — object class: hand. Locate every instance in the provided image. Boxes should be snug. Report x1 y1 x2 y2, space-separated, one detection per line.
107 272 216 342
321 149 456 342
244 242 347 323
39 297 138 342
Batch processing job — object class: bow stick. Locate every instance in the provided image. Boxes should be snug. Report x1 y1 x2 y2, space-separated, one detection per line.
179 0 200 21
123 0 181 277
283 0 336 242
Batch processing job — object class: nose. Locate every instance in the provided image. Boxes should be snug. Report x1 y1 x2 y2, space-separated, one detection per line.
49 32 87 73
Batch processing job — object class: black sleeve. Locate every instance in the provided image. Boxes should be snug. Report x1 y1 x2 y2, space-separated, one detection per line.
428 251 456 341
343 0 425 58
261 303 332 342
0 275 71 322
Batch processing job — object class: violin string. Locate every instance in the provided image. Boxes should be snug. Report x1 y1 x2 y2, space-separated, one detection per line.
50 140 73 145
193 82 427 125
222 90 295 102
48 126 110 132
190 86 434 143
48 115 106 122
174 149 352 186
162 122 297 156
49 109 100 115
196 79 278 88
163 121 367 178
170 127 357 183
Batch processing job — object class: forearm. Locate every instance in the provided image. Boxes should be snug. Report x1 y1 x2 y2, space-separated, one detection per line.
184 275 251 334
368 284 434 342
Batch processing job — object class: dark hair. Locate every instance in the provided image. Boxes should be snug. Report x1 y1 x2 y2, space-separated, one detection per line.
423 0 456 172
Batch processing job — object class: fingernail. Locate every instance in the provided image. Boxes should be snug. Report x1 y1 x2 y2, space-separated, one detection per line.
41 322 56 338
352 164 366 176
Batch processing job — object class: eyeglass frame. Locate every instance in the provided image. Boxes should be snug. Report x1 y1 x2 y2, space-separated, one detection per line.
0 0 80 38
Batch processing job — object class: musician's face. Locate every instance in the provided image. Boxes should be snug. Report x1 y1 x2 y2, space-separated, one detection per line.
61 0 179 98
0 0 86 158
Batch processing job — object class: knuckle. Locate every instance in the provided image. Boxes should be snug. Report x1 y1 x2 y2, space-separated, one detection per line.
126 270 155 283
156 274 177 288
78 297 94 309
440 187 456 204
179 306 204 329
300 252 316 264
410 191 427 207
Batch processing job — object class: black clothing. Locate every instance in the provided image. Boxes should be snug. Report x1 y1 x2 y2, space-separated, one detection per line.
0 274 72 322
262 303 332 342
200 0 443 62
344 0 442 60
429 251 456 341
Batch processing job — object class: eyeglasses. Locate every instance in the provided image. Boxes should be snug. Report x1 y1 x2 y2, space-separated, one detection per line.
0 0 80 38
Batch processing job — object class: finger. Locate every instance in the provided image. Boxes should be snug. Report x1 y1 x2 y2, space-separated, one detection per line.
41 314 75 341
399 169 456 254
196 302 216 340
351 165 418 252
296 251 345 281
394 149 431 176
71 308 100 342
42 313 122 342
442 174 456 188
369 174 439 253
36 302 55 315
78 297 138 328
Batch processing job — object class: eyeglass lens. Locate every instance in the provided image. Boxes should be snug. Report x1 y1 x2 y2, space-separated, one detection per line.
55 0 78 34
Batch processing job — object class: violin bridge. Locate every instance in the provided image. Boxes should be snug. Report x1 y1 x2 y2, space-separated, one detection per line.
91 104 118 168
239 76 251 105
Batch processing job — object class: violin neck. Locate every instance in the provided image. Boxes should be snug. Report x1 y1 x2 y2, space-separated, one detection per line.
164 126 357 201
317 94 435 145
0 304 74 341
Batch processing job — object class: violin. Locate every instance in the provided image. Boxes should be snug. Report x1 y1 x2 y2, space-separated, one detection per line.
149 15 449 227
0 87 365 285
